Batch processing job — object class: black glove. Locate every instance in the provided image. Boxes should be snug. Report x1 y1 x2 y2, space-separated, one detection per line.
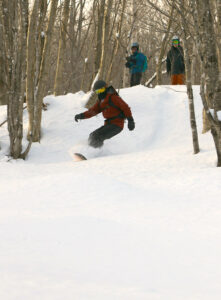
130 58 136 64
74 113 84 122
125 62 131 68
127 117 135 131
126 56 136 64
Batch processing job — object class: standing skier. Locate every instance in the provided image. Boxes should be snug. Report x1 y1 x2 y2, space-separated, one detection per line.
125 42 148 87
166 36 185 85
74 80 135 148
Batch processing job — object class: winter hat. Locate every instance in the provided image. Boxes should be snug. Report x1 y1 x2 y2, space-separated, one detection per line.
131 42 139 50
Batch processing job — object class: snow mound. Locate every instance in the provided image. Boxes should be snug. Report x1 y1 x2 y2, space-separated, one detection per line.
0 85 220 300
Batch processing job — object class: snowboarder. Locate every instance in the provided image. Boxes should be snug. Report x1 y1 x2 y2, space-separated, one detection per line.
166 36 185 85
74 80 135 148
125 42 148 87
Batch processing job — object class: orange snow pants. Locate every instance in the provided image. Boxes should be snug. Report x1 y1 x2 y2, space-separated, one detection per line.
171 74 185 85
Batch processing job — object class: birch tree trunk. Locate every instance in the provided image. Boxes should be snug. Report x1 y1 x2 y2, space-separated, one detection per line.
69 0 77 67
36 0 48 88
131 0 138 43
180 10 200 154
0 1 7 106
77 0 86 51
86 0 113 108
54 0 70 95
123 0 138 87
202 0 221 134
85 1 105 109
214 0 221 71
106 0 126 82
26 0 40 141
2 0 27 158
31 0 58 142
191 43 197 84
156 4 174 85
99 0 113 80
171 0 200 154
192 0 221 166
94 0 105 78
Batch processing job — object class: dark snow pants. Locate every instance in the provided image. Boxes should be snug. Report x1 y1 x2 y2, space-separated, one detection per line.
88 124 123 148
130 72 142 87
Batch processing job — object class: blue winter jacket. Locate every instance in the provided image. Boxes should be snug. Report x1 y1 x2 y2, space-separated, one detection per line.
127 51 147 74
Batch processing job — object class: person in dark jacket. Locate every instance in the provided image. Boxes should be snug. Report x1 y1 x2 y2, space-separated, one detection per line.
125 42 147 87
74 80 135 148
166 36 185 85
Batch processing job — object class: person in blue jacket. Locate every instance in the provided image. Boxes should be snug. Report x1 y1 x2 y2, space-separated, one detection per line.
125 42 147 87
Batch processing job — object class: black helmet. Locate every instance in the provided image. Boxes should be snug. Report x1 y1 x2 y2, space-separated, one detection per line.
93 80 107 91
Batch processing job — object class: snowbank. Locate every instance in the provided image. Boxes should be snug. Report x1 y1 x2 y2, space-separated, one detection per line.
0 85 220 300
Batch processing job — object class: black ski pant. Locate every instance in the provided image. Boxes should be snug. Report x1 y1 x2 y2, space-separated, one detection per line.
130 72 142 87
88 123 122 148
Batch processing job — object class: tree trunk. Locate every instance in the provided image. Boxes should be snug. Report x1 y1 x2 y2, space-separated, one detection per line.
191 42 198 84
32 0 58 142
106 0 126 83
86 0 113 108
183 38 200 154
156 3 174 85
200 81 221 166
26 0 40 140
179 0 200 154
123 0 138 87
54 0 71 95
36 0 48 87
3 0 27 158
77 0 86 51
94 0 105 78
217 0 221 71
99 0 113 80
193 0 221 166
0 1 8 106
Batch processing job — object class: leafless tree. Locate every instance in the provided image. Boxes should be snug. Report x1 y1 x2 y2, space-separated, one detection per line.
122 0 139 87
0 0 28 158
143 0 200 154
94 0 105 78
106 0 126 82
99 0 113 79
156 3 174 85
191 0 221 166
27 0 58 142
175 0 200 154
26 0 41 142
54 0 71 95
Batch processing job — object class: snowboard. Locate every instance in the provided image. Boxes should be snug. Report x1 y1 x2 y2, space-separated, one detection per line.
73 152 87 161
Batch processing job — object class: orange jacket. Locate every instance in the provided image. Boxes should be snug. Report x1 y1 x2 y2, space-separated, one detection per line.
83 93 132 129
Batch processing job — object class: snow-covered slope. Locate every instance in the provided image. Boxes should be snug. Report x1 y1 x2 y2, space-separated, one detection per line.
0 85 220 300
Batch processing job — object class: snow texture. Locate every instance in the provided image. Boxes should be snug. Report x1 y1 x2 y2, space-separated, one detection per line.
0 85 221 300
210 109 221 121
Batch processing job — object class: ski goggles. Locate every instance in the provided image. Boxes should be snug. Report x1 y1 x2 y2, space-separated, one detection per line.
95 87 106 94
172 40 179 44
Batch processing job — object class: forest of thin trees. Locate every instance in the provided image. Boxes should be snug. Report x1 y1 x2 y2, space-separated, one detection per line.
0 0 220 165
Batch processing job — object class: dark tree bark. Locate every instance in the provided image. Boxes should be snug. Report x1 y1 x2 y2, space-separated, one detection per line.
192 0 221 166
1 0 27 158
